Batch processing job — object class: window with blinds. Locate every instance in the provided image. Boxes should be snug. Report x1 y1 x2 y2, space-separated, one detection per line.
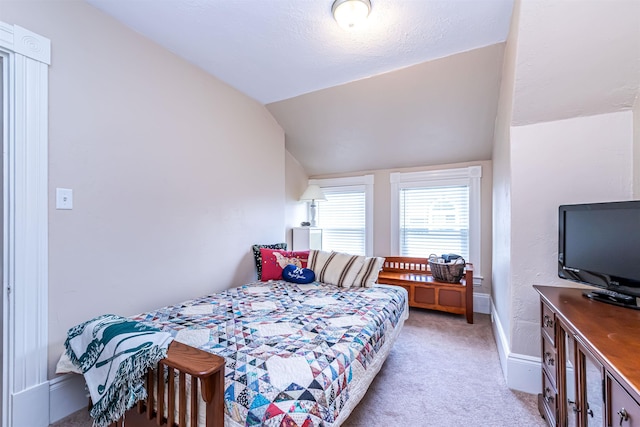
399 185 469 259
317 186 366 255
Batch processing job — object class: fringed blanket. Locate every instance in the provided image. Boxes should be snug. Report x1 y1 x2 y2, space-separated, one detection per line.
65 314 173 427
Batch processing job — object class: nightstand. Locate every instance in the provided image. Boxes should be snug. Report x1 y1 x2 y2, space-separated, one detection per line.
292 227 322 251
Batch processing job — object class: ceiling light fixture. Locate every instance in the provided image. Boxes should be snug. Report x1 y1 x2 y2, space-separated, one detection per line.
332 0 372 29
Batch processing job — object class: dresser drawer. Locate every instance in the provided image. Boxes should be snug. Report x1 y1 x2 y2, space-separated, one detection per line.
541 302 555 345
541 334 557 387
541 369 557 426
608 374 640 427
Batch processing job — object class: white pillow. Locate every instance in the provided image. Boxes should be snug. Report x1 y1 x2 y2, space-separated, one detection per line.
353 256 385 288
308 249 333 273
309 250 365 288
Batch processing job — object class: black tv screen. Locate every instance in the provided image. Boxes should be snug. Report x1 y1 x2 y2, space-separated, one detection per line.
558 201 640 298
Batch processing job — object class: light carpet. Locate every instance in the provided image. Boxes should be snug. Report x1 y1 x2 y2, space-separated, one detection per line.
51 309 546 427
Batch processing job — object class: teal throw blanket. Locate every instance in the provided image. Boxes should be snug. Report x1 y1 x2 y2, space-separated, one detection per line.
65 314 173 427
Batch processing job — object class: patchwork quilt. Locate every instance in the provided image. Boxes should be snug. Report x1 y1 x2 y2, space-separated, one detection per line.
132 280 407 427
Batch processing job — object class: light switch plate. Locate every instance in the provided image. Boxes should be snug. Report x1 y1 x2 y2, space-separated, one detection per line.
56 188 73 210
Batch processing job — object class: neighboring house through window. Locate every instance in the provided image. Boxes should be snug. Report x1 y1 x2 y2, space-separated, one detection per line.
390 166 482 281
309 175 374 256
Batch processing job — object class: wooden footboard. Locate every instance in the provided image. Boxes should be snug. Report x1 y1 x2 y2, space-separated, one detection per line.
108 341 225 427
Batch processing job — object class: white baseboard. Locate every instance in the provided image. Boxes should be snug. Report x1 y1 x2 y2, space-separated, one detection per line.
491 301 509 378
490 301 541 395
12 381 50 427
473 292 491 314
49 374 87 423
506 352 541 394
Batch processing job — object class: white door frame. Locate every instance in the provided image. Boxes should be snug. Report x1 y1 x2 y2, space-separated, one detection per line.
0 22 50 427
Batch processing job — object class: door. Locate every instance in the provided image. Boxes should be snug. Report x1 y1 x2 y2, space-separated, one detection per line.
0 54 4 424
0 23 50 426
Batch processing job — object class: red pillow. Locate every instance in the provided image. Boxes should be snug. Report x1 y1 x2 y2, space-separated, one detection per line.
260 248 309 281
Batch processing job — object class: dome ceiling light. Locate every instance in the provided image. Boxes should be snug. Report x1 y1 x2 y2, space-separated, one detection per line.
331 0 372 30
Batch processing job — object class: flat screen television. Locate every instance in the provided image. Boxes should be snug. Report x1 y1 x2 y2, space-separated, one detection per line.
558 200 640 308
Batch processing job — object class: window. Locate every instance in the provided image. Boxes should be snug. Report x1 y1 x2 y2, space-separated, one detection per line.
309 175 373 256
399 185 469 259
391 166 481 279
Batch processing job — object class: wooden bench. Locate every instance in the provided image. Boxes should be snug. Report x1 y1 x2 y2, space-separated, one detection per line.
377 256 473 323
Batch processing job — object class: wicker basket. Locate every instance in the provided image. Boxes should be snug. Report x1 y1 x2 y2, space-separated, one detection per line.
428 254 466 284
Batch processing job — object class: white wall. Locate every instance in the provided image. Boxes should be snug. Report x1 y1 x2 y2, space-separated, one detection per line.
509 111 634 357
491 0 639 394
3 0 286 379
491 0 520 342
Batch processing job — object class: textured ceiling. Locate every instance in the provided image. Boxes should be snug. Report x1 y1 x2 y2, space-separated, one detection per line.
85 0 515 176
512 0 640 126
85 0 514 104
268 44 506 175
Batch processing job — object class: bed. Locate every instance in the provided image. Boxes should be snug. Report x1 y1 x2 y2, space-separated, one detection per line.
96 278 408 427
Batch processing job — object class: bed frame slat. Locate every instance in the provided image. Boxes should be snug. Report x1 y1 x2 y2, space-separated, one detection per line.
146 369 155 420
190 378 198 427
179 371 186 427
167 366 175 426
157 363 165 426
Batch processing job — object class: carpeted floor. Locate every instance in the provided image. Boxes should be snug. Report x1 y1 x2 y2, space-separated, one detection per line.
50 309 546 427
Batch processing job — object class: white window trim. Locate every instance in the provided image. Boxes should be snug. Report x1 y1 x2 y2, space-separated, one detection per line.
309 175 374 256
390 166 482 284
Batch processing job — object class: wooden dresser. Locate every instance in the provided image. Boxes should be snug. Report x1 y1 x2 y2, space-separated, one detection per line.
534 285 640 427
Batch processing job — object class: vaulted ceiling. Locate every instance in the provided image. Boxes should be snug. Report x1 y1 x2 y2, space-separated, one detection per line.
85 0 516 175
84 1 639 177
267 44 505 175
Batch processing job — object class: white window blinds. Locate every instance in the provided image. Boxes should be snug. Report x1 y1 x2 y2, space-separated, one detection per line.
399 185 469 259
317 186 366 255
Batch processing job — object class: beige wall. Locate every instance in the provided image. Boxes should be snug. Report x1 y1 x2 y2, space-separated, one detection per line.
285 150 309 248
3 0 286 377
309 160 493 295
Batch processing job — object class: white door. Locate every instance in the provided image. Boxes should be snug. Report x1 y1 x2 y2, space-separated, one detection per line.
0 54 4 425
0 23 51 427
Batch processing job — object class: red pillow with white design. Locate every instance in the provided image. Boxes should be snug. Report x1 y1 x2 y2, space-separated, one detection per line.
259 248 310 281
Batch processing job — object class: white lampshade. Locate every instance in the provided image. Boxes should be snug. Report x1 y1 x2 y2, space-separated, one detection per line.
300 185 326 227
300 185 327 202
332 0 371 29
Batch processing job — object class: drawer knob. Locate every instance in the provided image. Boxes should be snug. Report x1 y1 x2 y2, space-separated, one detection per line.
543 314 554 328
568 399 579 413
618 408 629 426
544 352 555 366
544 387 554 404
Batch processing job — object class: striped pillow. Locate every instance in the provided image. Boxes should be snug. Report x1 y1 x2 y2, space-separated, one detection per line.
308 250 365 288
352 256 385 288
